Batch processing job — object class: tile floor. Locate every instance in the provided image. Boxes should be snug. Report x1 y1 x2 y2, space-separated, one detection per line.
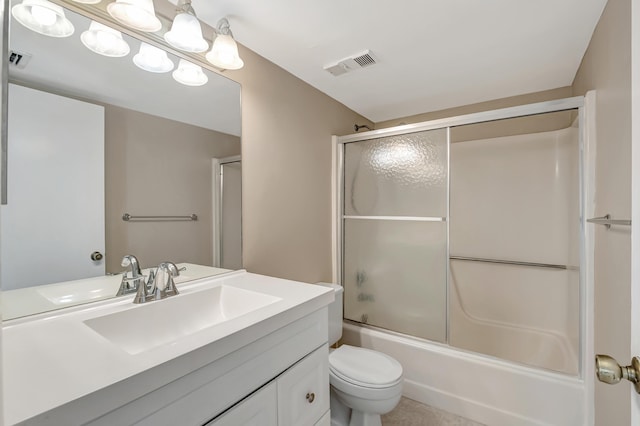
382 397 486 426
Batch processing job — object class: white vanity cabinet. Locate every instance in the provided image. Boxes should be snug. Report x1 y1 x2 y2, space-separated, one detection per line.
276 345 329 425
206 383 278 426
81 308 330 426
208 346 329 426
4 273 334 426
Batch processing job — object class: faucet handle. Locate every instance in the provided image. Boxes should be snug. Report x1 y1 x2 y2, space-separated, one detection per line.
158 262 180 298
117 271 145 296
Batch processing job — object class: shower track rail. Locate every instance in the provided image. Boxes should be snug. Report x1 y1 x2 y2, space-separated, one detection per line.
449 256 569 270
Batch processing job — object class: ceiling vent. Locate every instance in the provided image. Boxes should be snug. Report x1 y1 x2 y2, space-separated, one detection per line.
9 50 32 69
324 50 377 77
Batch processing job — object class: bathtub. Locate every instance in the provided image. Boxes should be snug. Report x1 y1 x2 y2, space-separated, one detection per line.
342 321 587 426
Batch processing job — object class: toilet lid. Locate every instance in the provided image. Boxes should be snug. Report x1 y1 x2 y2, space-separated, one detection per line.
329 345 402 388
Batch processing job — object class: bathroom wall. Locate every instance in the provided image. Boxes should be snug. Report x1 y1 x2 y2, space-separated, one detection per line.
572 0 632 423
105 105 240 272
226 46 372 283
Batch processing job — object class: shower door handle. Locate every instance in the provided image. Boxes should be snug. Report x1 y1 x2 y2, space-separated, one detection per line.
595 354 640 393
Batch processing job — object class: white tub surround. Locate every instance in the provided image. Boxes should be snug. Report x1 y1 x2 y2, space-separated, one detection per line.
343 323 586 426
2 271 334 425
1 263 231 320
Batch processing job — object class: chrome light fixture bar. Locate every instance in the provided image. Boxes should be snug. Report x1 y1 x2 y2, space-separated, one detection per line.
12 0 75 37
164 0 208 53
206 18 244 70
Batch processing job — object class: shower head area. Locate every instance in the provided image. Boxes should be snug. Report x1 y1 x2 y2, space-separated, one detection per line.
334 97 591 425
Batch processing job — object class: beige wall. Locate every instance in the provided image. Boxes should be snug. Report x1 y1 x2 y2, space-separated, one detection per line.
105 105 240 272
226 48 371 283
572 0 632 424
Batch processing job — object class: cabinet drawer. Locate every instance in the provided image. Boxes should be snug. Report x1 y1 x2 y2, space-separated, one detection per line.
206 382 277 426
277 345 329 426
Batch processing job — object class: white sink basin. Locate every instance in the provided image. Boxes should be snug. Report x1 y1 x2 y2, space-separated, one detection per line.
84 285 281 354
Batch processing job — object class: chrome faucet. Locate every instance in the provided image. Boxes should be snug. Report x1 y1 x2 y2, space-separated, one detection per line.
133 261 180 304
117 254 145 296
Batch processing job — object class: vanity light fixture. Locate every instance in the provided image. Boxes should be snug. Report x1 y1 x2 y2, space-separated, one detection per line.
70 0 101 4
172 59 208 86
205 18 244 70
107 0 162 33
81 21 130 57
133 42 174 73
11 0 75 38
164 0 208 53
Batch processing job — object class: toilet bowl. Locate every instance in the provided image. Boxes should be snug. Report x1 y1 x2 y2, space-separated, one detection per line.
317 283 403 426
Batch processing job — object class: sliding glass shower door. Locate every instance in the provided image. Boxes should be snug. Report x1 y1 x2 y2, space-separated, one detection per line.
342 128 449 342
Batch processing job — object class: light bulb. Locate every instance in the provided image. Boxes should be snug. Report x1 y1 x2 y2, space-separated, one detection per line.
107 0 162 33
31 5 56 25
206 33 244 70
11 0 74 37
133 42 174 73
164 12 208 52
81 21 130 57
172 59 207 86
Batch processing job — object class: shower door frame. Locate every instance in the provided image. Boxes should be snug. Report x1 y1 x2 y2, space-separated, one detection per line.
333 95 593 385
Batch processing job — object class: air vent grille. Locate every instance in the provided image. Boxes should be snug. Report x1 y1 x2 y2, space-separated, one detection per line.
9 50 32 69
323 50 378 76
353 52 376 68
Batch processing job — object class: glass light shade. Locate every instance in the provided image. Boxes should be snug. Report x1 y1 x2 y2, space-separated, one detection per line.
11 0 74 37
107 0 161 32
133 42 174 73
172 59 208 86
205 33 244 70
81 21 130 57
164 12 208 53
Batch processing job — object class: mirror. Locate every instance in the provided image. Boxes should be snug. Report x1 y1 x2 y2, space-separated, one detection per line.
1 0 242 319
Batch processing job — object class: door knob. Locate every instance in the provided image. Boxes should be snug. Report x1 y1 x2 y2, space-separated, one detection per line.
90 251 104 261
595 354 640 393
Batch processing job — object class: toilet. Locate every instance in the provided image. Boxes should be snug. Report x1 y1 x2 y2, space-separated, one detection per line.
318 283 403 426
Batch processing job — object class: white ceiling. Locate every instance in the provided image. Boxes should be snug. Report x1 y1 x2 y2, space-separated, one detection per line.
193 0 608 123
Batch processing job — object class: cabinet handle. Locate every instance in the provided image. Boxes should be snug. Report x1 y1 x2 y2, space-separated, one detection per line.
306 392 315 403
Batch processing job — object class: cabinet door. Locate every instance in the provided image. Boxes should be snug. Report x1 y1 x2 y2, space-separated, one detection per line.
206 382 277 426
277 345 329 426
314 411 331 426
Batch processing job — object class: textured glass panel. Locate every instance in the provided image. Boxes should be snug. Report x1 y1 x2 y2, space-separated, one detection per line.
344 128 448 217
343 219 447 342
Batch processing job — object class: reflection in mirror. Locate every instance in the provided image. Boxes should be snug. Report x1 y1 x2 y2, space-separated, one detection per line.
1 0 242 319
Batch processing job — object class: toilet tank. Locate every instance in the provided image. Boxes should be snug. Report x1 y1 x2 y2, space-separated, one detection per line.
316 282 343 345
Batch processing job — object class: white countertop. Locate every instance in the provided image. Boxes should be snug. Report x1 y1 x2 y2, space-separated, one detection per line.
2 263 231 320
2 271 334 425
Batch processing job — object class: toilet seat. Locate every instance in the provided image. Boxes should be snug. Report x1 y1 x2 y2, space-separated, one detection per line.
329 345 403 389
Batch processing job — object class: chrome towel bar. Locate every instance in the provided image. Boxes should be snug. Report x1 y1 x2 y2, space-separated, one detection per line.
122 213 198 222
587 214 631 229
449 256 568 270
